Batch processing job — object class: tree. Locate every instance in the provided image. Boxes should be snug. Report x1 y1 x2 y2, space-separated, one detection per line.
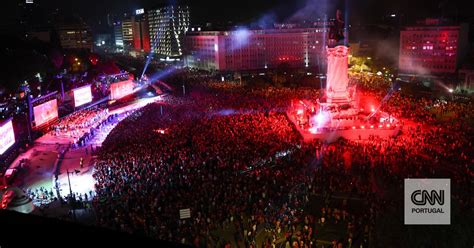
272 62 290 87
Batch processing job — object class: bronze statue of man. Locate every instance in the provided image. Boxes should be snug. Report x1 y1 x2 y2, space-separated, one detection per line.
328 9 345 46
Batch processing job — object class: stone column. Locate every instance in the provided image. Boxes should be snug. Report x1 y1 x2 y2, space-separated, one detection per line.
326 45 350 103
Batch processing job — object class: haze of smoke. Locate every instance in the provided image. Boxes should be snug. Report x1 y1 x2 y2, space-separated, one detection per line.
375 39 400 66
286 0 336 22
252 12 278 29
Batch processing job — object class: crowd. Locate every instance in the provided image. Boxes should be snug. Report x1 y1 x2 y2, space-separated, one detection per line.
90 71 473 247
50 107 112 147
26 186 56 205
26 186 95 206
349 72 391 93
51 107 108 137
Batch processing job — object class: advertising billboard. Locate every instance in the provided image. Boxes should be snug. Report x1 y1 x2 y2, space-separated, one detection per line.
0 119 15 155
33 99 58 127
73 85 93 107
110 80 135 100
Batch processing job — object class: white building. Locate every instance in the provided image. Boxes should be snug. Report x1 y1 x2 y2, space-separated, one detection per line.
147 5 190 58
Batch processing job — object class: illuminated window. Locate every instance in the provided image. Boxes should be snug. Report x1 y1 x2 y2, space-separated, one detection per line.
423 45 433 50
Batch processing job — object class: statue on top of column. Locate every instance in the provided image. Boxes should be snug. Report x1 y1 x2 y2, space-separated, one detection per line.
325 9 350 103
328 9 345 47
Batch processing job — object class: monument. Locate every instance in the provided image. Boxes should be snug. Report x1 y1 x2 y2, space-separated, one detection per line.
326 9 351 103
287 10 399 142
314 9 359 129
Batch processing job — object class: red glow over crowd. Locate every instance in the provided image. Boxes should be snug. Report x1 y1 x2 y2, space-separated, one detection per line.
90 72 473 247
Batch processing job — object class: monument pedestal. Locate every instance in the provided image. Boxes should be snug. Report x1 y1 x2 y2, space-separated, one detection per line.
326 45 351 104
319 45 359 125
326 91 351 104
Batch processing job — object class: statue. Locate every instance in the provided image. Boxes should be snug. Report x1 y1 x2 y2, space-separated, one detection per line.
325 9 350 103
328 9 345 47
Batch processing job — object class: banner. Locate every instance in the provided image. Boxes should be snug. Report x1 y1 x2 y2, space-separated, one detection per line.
73 85 93 107
0 119 15 155
110 80 135 100
33 99 58 127
179 208 191 219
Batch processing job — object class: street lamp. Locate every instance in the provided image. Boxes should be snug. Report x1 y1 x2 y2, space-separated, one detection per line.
448 88 454 101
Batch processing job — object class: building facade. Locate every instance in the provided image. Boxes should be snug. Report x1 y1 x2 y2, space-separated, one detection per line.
399 19 469 75
147 5 190 58
122 18 134 50
132 15 150 52
57 24 93 51
114 21 124 48
184 27 329 71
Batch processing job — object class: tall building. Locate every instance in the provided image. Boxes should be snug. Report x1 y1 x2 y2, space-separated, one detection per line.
122 18 134 50
121 15 150 53
132 14 150 52
183 27 328 71
56 23 93 51
147 5 190 58
114 21 124 48
399 18 469 75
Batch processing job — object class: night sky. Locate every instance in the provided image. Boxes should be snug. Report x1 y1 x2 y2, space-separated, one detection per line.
3 0 474 30
42 0 474 21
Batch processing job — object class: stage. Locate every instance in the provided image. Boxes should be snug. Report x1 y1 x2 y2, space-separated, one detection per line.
287 111 401 143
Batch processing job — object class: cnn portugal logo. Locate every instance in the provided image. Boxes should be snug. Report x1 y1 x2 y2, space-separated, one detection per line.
411 190 444 206
404 179 450 225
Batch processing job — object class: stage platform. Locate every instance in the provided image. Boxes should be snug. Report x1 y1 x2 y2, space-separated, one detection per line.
286 111 400 143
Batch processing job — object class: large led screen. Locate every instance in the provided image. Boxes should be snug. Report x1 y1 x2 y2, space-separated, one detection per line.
33 99 58 127
110 80 135 100
73 85 93 107
0 119 15 155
